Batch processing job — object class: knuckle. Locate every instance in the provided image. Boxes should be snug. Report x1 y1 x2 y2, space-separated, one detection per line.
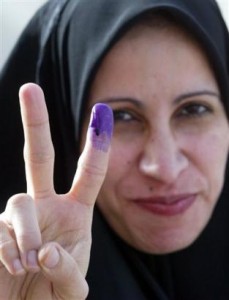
16 231 41 253
26 118 49 128
0 222 16 261
0 239 15 261
24 147 54 165
4 194 42 250
0 221 9 243
17 231 37 243
80 161 106 179
7 194 32 211
15 230 41 254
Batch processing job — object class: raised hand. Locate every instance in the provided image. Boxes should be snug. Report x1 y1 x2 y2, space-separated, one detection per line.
0 83 113 300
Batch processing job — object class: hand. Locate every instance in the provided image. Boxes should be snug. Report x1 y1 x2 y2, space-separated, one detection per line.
0 83 113 300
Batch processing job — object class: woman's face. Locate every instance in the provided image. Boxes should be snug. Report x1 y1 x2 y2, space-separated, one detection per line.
83 23 229 254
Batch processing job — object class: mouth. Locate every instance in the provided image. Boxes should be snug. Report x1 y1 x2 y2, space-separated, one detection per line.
132 194 197 216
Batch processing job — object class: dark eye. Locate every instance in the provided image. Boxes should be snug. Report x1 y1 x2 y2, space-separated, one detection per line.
113 110 136 122
177 103 212 118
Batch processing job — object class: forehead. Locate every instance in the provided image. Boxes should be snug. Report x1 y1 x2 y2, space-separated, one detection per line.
95 12 212 77
84 11 223 113
88 18 217 100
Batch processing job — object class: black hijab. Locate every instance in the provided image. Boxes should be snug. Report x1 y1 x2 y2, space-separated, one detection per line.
0 0 229 299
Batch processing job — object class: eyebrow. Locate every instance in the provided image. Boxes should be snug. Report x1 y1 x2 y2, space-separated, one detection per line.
174 90 220 105
94 90 220 108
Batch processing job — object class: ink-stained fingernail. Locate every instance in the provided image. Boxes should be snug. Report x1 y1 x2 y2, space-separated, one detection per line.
89 103 113 152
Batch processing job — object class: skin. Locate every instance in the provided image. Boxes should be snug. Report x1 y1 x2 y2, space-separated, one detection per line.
84 23 229 254
0 19 228 300
0 84 112 299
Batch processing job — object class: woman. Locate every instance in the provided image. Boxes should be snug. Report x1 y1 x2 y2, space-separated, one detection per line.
0 0 229 299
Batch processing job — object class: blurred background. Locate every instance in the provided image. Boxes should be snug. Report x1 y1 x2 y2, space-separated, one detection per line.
0 0 229 70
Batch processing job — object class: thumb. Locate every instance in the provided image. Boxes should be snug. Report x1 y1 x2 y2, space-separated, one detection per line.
38 242 89 300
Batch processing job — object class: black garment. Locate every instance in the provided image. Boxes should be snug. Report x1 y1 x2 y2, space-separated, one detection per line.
0 0 229 299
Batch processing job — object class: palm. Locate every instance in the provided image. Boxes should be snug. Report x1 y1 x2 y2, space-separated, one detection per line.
38 196 94 273
1 196 93 300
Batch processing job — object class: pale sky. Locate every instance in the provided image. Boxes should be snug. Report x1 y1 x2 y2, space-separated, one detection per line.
0 0 229 70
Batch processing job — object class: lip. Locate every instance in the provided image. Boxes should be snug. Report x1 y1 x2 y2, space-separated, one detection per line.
132 194 197 216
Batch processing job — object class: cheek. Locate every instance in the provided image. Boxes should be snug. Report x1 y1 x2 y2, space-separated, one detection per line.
187 130 229 197
98 140 141 205
108 138 141 172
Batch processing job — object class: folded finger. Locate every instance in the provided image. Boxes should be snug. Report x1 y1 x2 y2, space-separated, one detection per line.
39 242 89 300
19 83 55 198
5 194 41 272
0 217 26 275
69 103 113 206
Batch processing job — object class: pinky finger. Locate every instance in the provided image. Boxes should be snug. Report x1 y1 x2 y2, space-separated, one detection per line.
0 219 26 276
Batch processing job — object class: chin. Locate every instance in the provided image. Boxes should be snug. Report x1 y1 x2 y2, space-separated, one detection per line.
127 223 208 255
124 198 217 255
132 237 198 255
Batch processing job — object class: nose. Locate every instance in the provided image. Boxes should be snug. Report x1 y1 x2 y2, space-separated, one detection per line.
139 128 188 184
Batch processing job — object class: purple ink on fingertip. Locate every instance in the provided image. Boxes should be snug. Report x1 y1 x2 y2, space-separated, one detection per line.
89 103 113 152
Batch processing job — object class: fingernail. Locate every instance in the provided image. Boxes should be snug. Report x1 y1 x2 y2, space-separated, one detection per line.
27 250 39 272
89 103 113 152
40 244 60 269
13 258 26 275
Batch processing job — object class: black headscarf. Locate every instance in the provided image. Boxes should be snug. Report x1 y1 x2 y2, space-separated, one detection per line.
0 0 229 299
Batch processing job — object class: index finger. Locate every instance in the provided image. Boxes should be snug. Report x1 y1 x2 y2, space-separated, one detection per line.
19 83 55 198
69 103 113 206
